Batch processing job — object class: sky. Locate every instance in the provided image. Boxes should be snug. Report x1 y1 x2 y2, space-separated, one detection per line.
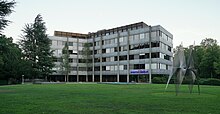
3 0 220 47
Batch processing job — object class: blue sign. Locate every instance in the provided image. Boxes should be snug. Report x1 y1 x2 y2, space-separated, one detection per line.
130 69 148 74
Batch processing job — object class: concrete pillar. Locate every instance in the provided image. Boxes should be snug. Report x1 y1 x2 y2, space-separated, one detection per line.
149 26 152 84
117 32 120 82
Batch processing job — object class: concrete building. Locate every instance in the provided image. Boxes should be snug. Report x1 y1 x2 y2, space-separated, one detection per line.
48 22 173 83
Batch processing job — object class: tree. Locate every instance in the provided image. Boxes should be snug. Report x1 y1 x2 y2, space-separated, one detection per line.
82 42 92 82
0 35 24 83
214 49 220 78
60 42 70 82
0 0 15 32
199 38 220 78
20 14 54 79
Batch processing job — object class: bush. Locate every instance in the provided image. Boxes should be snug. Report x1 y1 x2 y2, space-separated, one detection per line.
152 76 167 84
201 78 220 86
0 80 8 85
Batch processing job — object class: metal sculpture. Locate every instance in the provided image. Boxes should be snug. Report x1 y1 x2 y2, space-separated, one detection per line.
165 45 200 95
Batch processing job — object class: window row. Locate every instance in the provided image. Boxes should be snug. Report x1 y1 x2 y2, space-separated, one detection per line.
94 32 160 46
53 58 92 63
94 52 170 62
94 63 171 71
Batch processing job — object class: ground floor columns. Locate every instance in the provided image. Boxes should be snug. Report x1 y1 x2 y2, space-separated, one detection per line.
117 74 119 82
92 74 94 82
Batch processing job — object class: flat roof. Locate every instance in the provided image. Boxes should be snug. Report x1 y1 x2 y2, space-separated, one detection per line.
54 31 88 39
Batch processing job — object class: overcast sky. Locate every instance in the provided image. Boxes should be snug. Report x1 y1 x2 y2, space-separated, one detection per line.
3 0 220 47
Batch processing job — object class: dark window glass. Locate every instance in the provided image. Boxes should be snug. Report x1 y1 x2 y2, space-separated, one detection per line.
102 57 106 62
102 66 106 71
151 52 159 58
95 66 100 71
102 49 106 53
114 56 118 61
129 55 134 60
119 55 127 61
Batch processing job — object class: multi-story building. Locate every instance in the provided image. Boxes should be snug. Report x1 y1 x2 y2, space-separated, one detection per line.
48 22 173 83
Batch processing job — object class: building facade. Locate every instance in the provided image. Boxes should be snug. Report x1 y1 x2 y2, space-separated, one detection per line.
48 22 173 83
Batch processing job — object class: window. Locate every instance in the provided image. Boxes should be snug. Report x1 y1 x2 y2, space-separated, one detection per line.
115 65 118 70
94 50 97 54
145 33 149 40
151 31 157 38
68 42 73 46
73 42 77 46
68 50 77 55
110 48 114 53
68 58 73 63
111 39 115 44
106 48 110 53
110 66 114 71
114 47 118 52
124 65 127 70
110 57 114 62
168 46 171 52
114 38 118 43
52 40 57 46
129 35 134 42
95 66 100 71
62 41 66 45
79 67 87 71
119 37 124 42
95 58 100 62
134 34 139 40
102 49 106 53
106 66 110 71
70 67 77 71
102 57 106 62
123 45 127 51
79 43 83 47
151 52 159 58
129 55 134 60
145 64 149 69
151 42 159 47
102 66 106 71
119 65 123 70
119 55 127 61
133 64 145 69
140 33 145 39
151 63 157 69
114 56 118 61
105 40 110 45
106 57 110 62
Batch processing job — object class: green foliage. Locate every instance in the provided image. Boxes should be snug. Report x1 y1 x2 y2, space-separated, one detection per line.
199 40 220 78
214 55 220 78
60 42 70 81
152 76 167 84
0 0 15 32
201 78 220 86
0 35 24 81
0 84 220 113
19 14 54 79
182 38 220 79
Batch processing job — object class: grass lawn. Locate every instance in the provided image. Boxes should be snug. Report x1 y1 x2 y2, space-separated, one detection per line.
0 83 220 114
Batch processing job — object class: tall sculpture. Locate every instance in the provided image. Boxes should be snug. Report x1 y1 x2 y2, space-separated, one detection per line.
165 45 200 95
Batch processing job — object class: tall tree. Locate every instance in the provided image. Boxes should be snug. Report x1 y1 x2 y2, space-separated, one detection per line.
60 42 70 82
199 38 220 78
82 42 92 82
20 14 54 79
0 0 15 32
213 46 220 78
0 35 23 83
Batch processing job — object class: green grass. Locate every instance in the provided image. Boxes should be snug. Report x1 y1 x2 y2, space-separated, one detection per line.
0 84 220 114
